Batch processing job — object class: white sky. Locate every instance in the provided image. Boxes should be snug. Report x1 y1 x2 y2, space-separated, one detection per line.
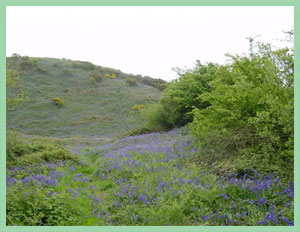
7 6 294 81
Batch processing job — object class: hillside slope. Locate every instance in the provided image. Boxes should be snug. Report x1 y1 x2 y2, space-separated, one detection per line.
6 56 164 144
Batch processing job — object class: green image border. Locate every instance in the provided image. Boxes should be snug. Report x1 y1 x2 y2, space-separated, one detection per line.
0 0 298 231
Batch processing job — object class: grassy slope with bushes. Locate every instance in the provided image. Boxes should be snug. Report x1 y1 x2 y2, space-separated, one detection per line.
7 56 164 145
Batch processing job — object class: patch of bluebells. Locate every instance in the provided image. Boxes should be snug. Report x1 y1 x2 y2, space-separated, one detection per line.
6 128 294 226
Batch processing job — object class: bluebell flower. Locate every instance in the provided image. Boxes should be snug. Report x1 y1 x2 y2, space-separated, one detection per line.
258 196 267 205
282 217 294 226
178 177 186 184
22 177 29 184
220 194 228 200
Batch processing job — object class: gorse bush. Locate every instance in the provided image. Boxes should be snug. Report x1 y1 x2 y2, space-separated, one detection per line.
105 73 116 79
52 97 64 106
132 104 145 111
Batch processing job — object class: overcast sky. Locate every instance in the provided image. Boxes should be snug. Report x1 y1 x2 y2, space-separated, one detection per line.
7 6 293 81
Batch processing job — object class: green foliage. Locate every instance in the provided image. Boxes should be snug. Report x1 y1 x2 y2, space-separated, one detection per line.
138 76 167 90
126 78 137 86
141 103 173 131
20 58 39 69
6 63 28 108
61 69 73 76
72 61 95 70
90 71 103 83
155 82 168 91
7 189 82 226
142 62 218 130
191 38 294 178
90 76 97 85
6 131 78 168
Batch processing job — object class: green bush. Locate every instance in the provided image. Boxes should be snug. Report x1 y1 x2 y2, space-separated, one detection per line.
141 103 173 131
7 189 81 226
142 62 218 130
6 64 28 108
90 71 103 82
191 38 294 178
126 78 137 86
6 131 78 168
20 58 39 69
62 69 73 76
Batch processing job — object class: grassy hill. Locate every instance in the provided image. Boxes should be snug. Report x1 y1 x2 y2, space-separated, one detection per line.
6 56 165 145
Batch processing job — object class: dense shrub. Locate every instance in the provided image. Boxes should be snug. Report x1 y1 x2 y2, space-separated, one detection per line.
141 103 173 131
126 78 137 86
191 38 294 178
90 71 103 83
20 58 39 69
141 62 218 130
36 67 49 74
72 61 95 70
6 131 78 168
61 69 73 76
7 189 82 226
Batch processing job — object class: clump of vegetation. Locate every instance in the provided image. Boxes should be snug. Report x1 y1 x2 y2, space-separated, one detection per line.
61 69 73 76
132 104 145 111
155 82 168 91
52 97 64 106
191 38 294 178
53 62 62 68
140 62 217 130
36 67 49 74
6 131 78 168
20 58 39 69
72 61 95 70
105 73 116 79
90 71 103 83
6 63 27 108
126 78 137 86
